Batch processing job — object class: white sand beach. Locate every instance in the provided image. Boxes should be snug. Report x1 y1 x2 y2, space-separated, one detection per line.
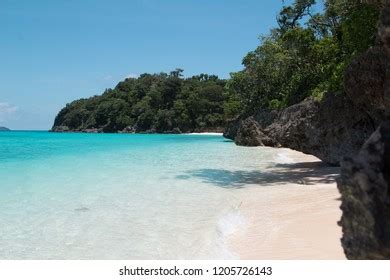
228 148 345 259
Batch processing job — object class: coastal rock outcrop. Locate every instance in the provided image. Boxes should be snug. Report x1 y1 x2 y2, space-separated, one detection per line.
51 126 70 132
235 117 279 147
337 5 390 260
51 126 103 133
337 122 390 259
0 126 10 131
121 126 137 133
268 93 375 165
223 118 241 140
225 93 375 165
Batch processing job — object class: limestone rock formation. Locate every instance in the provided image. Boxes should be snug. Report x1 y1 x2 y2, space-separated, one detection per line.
235 117 279 147
269 93 374 165
337 4 390 260
224 93 375 165
51 125 70 132
223 118 241 141
337 122 390 259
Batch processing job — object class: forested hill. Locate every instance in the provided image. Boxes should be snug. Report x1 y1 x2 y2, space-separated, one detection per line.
52 70 237 133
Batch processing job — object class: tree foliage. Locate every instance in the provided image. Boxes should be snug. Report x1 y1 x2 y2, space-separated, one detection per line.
227 0 381 115
53 71 229 133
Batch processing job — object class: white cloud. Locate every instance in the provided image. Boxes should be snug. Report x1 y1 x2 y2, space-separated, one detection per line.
0 102 18 122
125 73 139 79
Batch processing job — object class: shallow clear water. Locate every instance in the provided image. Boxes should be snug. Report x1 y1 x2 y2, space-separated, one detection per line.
0 131 279 259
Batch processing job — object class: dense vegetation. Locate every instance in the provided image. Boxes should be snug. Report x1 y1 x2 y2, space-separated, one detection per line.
53 70 229 133
53 0 382 133
225 0 381 117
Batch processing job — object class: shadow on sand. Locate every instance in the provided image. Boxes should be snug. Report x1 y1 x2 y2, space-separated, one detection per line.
177 161 340 189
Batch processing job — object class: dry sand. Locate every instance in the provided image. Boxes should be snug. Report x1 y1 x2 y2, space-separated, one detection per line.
228 148 345 259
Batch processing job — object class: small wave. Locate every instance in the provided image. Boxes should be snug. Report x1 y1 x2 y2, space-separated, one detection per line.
276 151 294 164
215 208 247 259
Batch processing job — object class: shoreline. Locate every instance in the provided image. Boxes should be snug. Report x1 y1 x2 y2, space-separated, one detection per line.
48 130 224 135
226 148 345 259
184 132 223 136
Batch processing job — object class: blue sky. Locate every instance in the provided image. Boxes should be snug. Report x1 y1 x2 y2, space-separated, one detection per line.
0 0 299 130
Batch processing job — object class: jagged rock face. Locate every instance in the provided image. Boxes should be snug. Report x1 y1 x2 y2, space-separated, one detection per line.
235 117 279 147
121 126 136 133
223 118 241 140
223 110 279 141
51 125 70 132
253 109 279 128
337 6 390 259
224 93 375 165
344 46 390 125
337 122 390 259
268 93 375 165
51 126 103 133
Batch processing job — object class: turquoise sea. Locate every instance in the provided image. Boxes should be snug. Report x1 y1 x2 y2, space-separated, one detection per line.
0 131 280 259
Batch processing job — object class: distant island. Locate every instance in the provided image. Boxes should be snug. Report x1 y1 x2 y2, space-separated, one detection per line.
0 127 10 131
52 70 238 134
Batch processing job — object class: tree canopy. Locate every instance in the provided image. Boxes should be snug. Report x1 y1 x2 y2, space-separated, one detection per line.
226 0 381 116
53 71 230 133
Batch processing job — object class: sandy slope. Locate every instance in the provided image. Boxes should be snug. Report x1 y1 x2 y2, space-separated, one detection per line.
228 148 345 259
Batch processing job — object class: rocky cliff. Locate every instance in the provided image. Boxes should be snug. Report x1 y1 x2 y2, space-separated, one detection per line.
337 122 390 259
224 92 375 165
336 5 390 260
